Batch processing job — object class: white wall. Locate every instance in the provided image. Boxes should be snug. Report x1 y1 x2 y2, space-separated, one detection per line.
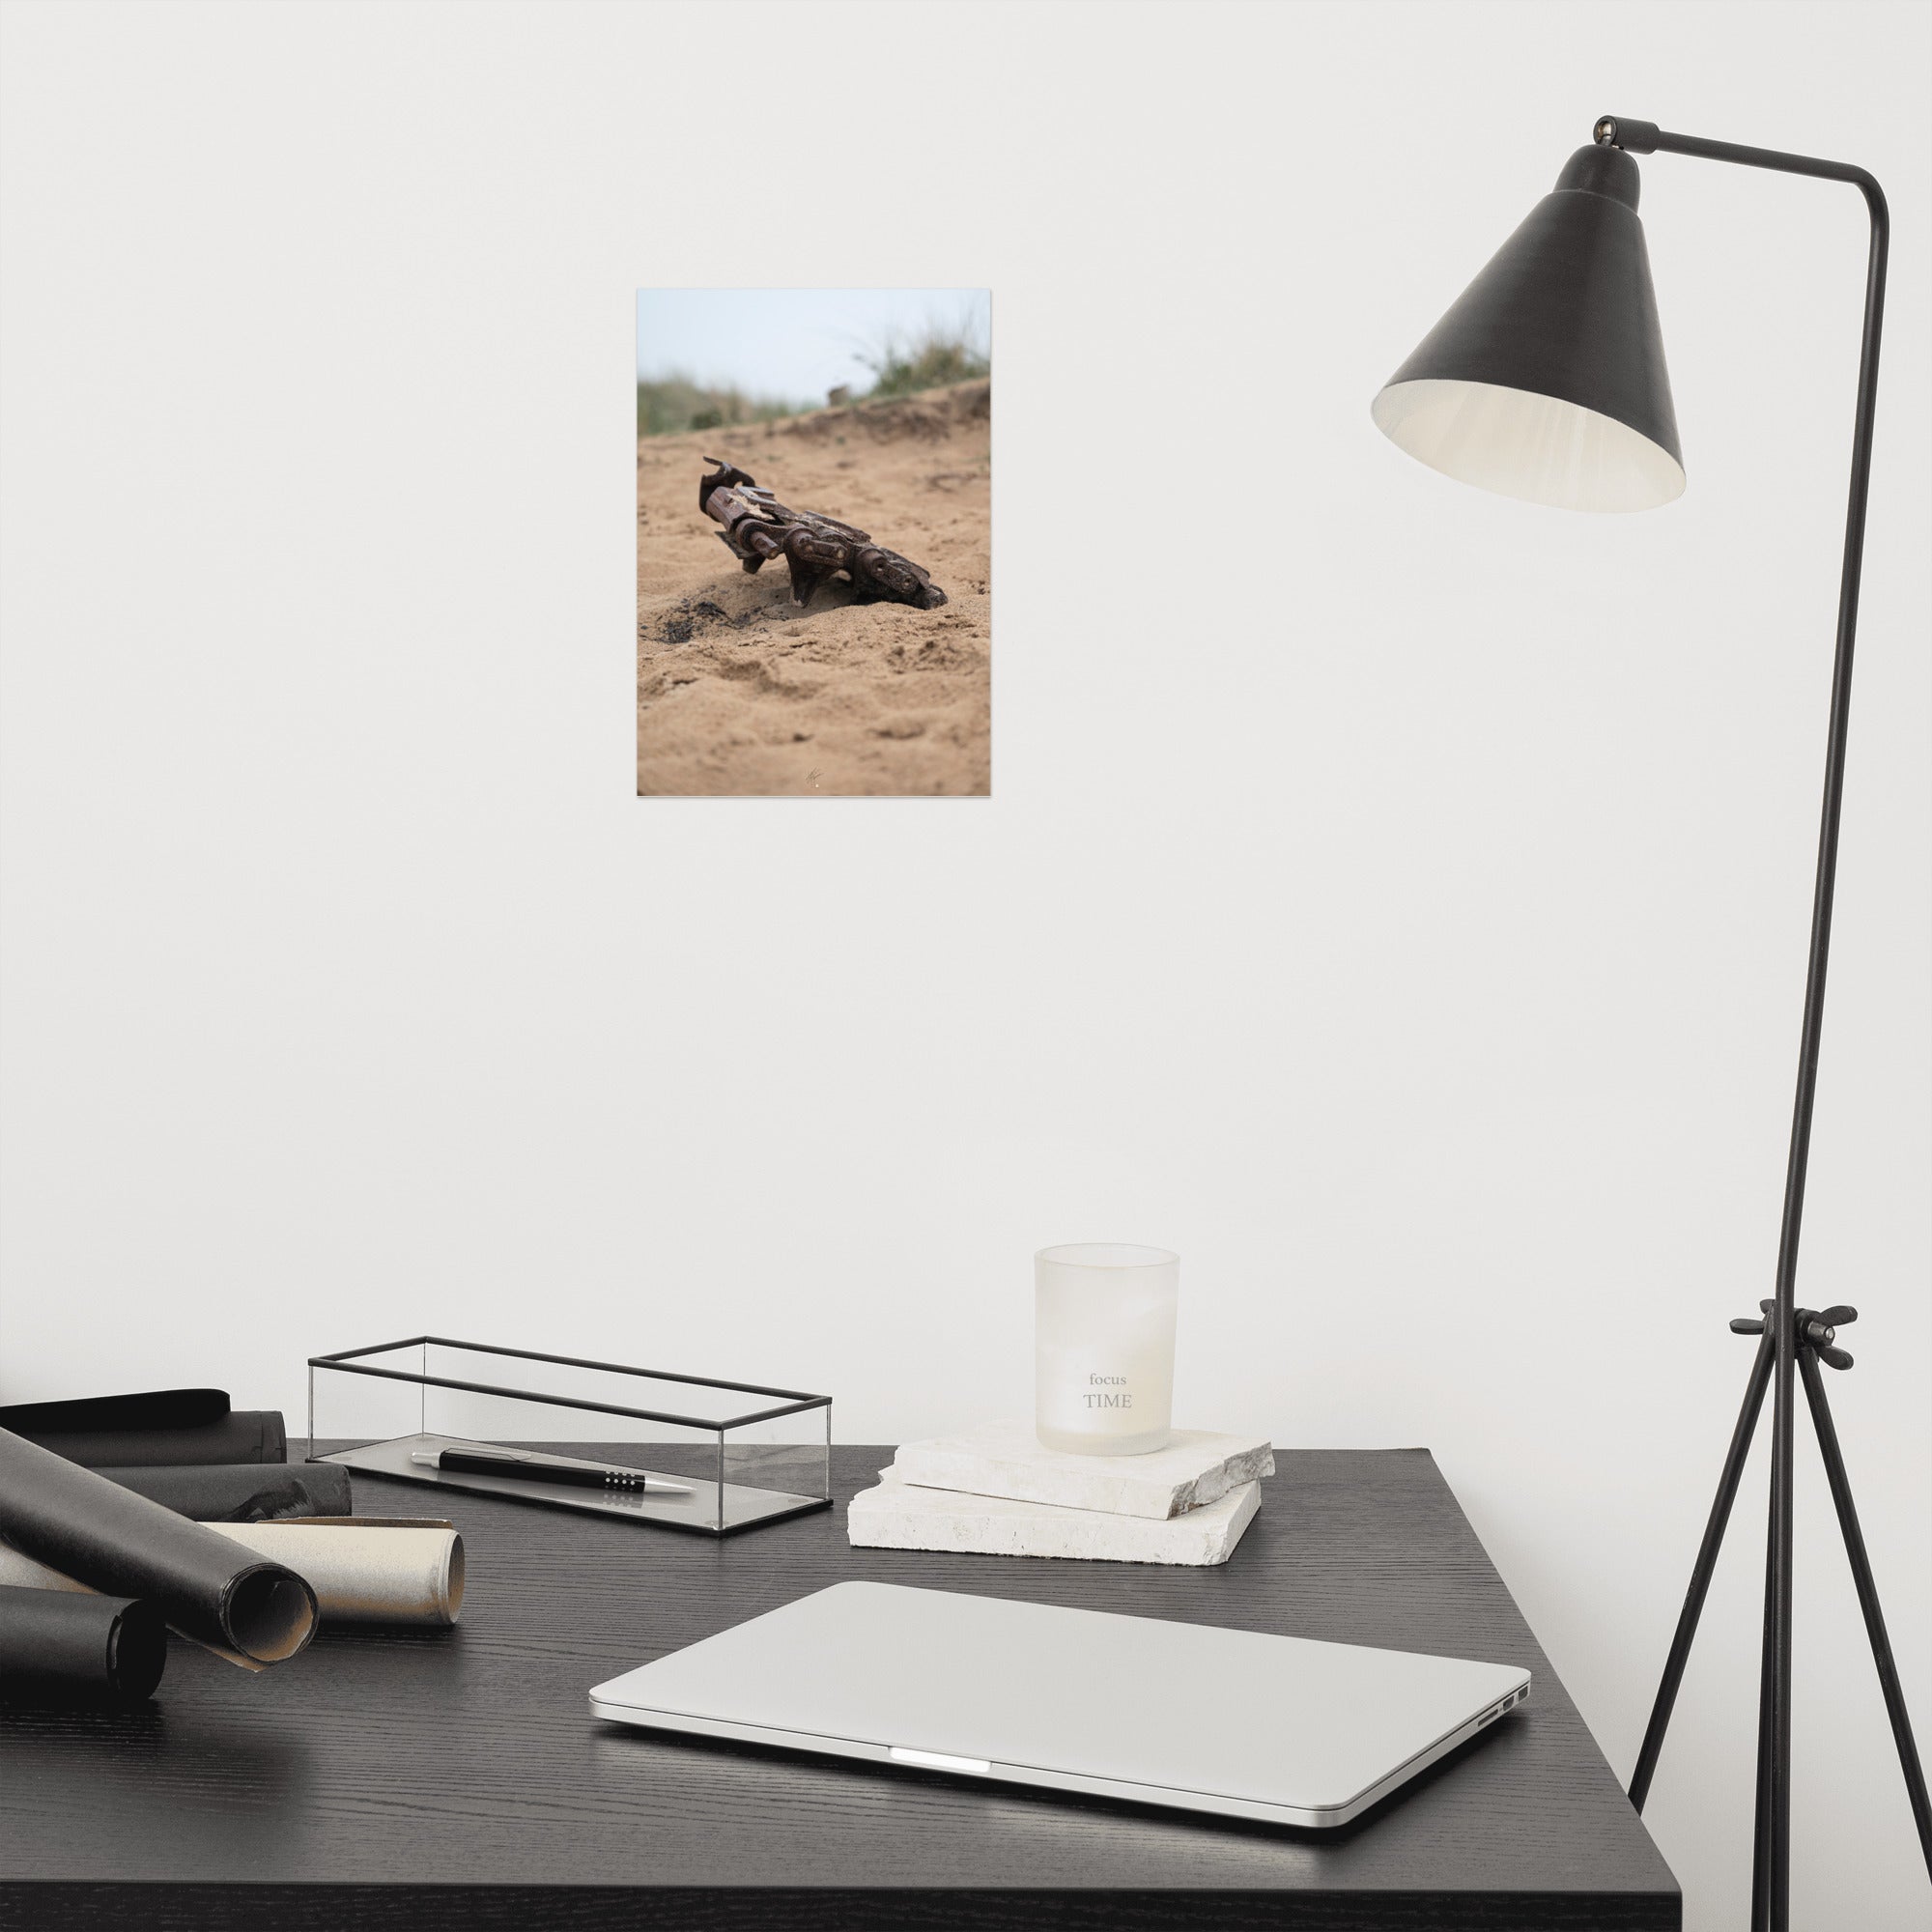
2 3 1926 1924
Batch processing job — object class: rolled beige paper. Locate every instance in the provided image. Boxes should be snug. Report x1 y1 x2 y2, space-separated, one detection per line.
0 1519 464 1628
204 1520 465 1626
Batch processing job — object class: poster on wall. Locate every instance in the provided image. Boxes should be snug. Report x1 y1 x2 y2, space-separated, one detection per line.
637 288 992 798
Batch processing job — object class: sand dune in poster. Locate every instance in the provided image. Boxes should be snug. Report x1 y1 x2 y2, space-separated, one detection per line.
638 381 990 797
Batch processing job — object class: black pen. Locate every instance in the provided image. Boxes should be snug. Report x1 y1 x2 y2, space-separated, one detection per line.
410 1445 691 1495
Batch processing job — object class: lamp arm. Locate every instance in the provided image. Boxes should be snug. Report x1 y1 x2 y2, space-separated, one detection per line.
1596 115 1895 1930
1594 115 1885 207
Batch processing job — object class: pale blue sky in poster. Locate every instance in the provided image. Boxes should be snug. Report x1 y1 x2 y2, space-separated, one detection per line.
637 288 990 404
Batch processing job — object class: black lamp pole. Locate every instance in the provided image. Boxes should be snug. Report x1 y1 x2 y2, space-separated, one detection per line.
1589 119 1925 1932
1375 116 1926 1932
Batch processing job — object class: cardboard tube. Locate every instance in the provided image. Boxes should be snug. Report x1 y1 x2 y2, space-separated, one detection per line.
98 1463 354 1521
0 1427 315 1665
0 1584 168 1701
0 1519 464 1628
4 1411 286 1467
204 1520 465 1626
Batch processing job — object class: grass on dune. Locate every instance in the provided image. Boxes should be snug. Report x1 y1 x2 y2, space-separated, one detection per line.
852 320 989 399
637 375 803 438
639 319 990 436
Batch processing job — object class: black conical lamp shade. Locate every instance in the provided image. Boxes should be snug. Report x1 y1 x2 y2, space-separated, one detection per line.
1373 145 1684 512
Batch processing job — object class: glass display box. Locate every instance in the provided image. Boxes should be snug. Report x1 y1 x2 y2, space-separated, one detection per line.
307 1337 832 1536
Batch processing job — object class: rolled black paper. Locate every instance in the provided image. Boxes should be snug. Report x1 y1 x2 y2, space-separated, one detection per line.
0 1389 229 1435
0 1428 316 1666
98 1463 354 1522
0 1584 168 1701
5 1409 286 1467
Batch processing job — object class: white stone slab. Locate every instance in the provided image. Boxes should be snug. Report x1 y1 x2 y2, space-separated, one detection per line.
847 1467 1261 1566
891 1417 1273 1520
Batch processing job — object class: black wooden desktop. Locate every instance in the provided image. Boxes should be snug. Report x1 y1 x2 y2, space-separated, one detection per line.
0 1446 1679 1931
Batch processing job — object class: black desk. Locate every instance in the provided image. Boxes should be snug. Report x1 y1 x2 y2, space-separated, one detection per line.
0 1446 1679 1930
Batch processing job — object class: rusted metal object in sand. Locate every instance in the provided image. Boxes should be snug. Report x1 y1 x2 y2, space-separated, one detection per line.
698 460 947 611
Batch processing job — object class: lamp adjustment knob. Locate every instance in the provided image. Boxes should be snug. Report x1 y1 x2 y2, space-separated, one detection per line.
1797 1306 1856 1367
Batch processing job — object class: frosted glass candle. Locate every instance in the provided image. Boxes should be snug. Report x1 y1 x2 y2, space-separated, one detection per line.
1034 1243 1179 1456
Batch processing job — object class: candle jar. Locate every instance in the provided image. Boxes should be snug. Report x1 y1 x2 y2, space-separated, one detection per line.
1034 1243 1179 1456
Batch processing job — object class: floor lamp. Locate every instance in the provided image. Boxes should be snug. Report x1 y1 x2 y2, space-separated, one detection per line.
1370 115 1928 1931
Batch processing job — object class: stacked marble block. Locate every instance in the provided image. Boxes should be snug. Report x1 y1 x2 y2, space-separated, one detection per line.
847 1418 1274 1566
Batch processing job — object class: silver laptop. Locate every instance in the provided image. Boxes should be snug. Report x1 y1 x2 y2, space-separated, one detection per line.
588 1580 1530 1828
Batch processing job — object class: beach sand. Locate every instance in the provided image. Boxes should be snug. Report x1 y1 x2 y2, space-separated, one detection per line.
638 380 990 796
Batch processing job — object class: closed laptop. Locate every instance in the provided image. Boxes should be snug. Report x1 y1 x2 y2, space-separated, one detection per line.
589 1579 1530 1828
